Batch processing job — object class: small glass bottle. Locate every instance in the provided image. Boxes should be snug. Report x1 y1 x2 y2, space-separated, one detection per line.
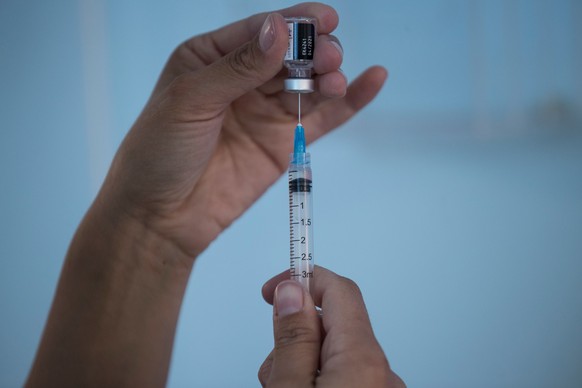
284 17 316 93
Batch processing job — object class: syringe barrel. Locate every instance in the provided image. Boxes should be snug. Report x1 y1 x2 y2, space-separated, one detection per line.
288 153 314 292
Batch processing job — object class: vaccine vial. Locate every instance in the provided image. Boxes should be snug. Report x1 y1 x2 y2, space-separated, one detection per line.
284 17 316 93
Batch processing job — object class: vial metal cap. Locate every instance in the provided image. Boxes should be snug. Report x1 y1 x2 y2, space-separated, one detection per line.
284 78 315 93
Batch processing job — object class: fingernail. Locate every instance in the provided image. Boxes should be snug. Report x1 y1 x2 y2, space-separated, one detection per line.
330 40 343 57
275 281 304 317
259 14 276 52
338 67 348 83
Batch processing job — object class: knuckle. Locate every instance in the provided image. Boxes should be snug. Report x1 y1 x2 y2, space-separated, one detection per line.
225 45 259 79
164 72 194 99
167 40 206 74
169 42 189 67
162 73 222 113
275 324 319 349
339 275 362 296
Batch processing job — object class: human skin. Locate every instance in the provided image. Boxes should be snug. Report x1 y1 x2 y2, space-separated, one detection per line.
25 3 390 387
260 267 405 387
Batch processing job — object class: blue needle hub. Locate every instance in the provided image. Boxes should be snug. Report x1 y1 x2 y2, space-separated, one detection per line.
293 123 306 161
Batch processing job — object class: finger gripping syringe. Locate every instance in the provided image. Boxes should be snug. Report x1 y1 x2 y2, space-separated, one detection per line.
288 124 314 291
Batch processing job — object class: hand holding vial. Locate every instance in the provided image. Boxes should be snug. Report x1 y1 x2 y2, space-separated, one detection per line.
25 3 393 387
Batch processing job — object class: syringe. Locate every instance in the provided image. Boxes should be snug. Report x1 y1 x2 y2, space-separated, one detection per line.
288 94 314 291
284 17 316 291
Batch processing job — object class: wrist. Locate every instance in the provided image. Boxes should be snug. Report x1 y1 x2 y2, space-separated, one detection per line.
81 188 196 275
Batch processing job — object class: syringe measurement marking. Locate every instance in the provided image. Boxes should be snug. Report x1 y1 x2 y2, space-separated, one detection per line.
289 169 314 285
289 187 296 278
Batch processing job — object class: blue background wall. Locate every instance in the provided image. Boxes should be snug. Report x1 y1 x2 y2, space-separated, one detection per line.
1 1 581 386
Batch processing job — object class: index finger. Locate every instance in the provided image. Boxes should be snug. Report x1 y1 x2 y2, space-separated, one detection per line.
205 2 339 56
311 266 375 336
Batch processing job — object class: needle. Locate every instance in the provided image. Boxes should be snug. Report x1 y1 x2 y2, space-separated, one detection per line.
298 93 301 125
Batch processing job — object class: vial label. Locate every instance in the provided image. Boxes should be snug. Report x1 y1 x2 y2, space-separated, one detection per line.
285 22 315 61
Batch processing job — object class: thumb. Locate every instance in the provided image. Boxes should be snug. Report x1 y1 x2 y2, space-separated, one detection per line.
267 281 321 387
193 13 288 107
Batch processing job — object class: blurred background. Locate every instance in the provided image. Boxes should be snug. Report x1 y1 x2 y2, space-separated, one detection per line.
1 0 581 386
